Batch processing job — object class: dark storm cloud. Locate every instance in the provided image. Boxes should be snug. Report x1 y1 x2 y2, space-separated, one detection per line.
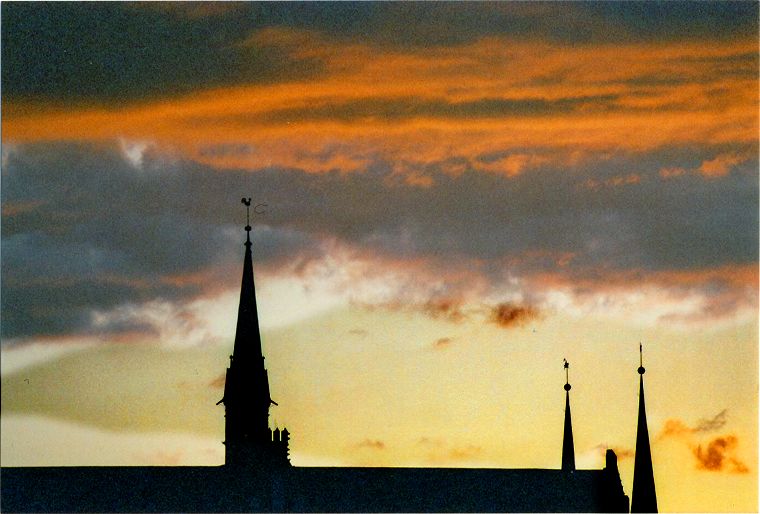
1 2 325 105
0 142 319 339
3 2 756 104
2 141 757 340
292 147 758 274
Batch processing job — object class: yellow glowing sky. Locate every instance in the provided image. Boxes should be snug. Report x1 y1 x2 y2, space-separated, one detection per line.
1 3 758 512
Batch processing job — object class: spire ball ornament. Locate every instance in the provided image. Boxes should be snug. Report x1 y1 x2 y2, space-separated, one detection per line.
242 197 252 234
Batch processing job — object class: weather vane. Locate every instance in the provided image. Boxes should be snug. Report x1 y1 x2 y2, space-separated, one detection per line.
638 343 645 375
563 359 571 390
241 197 252 230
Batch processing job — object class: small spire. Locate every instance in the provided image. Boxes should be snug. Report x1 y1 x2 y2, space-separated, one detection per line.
632 343 658 512
562 358 575 471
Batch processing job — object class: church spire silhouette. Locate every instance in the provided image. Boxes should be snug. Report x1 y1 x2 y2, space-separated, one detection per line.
218 198 287 467
631 344 657 512
562 359 575 471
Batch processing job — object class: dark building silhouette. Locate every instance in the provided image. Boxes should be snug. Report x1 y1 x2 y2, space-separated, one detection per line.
0 205 652 513
218 214 290 469
631 346 658 513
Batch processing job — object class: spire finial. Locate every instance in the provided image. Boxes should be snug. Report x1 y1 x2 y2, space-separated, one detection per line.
638 343 645 375
241 197 252 244
563 359 571 391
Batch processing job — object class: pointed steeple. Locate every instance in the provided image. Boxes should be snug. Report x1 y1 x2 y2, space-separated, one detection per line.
219 198 278 466
231 204 268 383
562 359 575 471
631 344 658 513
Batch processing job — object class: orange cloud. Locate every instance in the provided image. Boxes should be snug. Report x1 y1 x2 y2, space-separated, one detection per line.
594 444 634 460
657 412 749 474
432 337 453 349
698 153 747 178
531 264 758 293
417 437 483 463
356 439 386 450
489 302 538 328
3 32 756 176
479 153 550 178
208 374 226 389
659 153 751 180
658 419 697 441
422 299 467 323
693 436 749 474
447 445 483 461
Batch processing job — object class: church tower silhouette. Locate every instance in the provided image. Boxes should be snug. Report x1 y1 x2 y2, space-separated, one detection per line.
0 201 639 512
217 199 290 468
631 344 657 512
562 359 575 472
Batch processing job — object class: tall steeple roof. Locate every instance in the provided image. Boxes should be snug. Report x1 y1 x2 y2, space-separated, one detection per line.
220 198 278 466
562 359 575 472
231 208 267 371
631 344 658 513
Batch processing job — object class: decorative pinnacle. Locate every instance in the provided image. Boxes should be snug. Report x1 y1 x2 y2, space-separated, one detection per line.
563 359 571 391
638 343 645 375
241 198 252 231
241 198 252 245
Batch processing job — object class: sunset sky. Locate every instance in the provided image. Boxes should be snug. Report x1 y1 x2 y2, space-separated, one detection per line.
1 2 758 512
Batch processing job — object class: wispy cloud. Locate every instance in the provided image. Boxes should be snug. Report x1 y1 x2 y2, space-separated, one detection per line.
355 439 386 450
693 436 749 474
698 153 749 179
2 3 757 344
208 374 226 389
4 27 756 175
416 437 484 464
432 337 454 350
593 444 634 461
422 299 467 323
657 410 750 474
658 410 728 440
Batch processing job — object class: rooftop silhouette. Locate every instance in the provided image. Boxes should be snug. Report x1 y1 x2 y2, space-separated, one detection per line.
0 201 658 513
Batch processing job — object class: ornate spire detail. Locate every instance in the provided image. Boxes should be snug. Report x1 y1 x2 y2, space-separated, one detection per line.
562 359 575 472
631 344 658 512
242 197 252 246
